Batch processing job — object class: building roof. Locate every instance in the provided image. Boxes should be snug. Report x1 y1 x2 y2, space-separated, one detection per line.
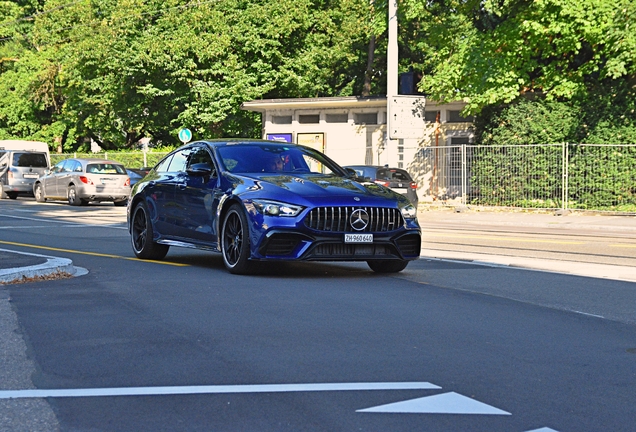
241 95 388 112
241 95 466 113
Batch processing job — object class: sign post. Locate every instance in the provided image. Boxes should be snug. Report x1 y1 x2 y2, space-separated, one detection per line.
178 128 192 144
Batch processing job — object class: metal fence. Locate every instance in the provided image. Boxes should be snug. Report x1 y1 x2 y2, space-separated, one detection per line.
49 144 636 213
409 143 636 213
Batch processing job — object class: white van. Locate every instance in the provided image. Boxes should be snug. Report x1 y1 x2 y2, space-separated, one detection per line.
0 140 51 199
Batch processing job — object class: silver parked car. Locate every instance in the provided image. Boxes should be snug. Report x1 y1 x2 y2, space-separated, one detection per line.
33 158 131 206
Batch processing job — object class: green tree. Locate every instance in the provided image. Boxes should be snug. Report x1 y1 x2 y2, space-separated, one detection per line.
19 0 390 150
403 0 636 114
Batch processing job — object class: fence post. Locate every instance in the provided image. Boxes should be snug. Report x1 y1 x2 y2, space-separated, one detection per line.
143 148 147 168
561 143 569 210
461 144 467 206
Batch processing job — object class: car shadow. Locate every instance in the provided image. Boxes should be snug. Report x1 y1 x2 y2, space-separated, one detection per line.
162 251 419 279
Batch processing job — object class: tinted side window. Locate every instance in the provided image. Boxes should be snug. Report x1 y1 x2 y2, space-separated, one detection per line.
53 161 65 173
60 160 74 172
154 155 173 173
69 161 82 172
12 152 48 168
188 146 216 176
167 149 191 172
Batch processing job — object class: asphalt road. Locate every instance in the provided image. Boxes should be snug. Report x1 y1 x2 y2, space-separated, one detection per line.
1 199 635 432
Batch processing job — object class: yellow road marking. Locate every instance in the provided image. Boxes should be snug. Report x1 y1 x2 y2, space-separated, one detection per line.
422 231 585 245
610 244 636 249
0 240 189 266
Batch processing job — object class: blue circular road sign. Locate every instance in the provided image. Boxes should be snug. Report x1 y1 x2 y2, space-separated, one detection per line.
178 128 192 143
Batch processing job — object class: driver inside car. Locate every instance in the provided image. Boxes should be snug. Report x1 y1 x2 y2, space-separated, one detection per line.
264 155 284 172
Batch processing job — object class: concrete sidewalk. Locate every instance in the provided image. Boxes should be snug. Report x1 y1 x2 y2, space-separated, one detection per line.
418 207 636 282
0 249 77 285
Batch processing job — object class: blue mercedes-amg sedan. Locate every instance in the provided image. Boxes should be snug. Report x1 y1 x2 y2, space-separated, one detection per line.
127 139 421 274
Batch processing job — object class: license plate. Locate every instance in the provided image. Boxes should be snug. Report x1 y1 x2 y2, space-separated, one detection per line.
392 187 407 193
23 173 39 178
344 233 373 243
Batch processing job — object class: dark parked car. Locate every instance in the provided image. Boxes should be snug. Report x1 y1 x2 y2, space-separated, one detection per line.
344 165 418 206
128 140 421 274
33 158 131 206
125 168 151 186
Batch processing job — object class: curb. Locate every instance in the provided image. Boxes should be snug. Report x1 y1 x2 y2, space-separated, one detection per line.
0 248 76 284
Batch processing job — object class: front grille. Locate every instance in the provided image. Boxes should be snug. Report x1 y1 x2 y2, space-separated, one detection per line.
304 207 403 233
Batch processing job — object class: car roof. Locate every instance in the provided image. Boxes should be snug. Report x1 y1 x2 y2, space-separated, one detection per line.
63 158 125 164
186 139 305 150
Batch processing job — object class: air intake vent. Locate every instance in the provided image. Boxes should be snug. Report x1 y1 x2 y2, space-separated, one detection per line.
396 234 421 257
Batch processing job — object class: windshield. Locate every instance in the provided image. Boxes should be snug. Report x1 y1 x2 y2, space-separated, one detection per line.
12 152 48 168
217 143 346 176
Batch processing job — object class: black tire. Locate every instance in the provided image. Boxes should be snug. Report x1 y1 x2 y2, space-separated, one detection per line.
367 259 409 273
34 183 46 202
114 199 128 207
221 204 253 274
130 201 169 260
67 185 82 206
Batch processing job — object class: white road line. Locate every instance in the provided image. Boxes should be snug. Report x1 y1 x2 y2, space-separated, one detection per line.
572 310 605 319
0 382 440 399
0 214 127 230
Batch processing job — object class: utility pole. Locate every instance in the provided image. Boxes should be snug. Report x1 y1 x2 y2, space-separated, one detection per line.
385 0 398 165
387 0 398 101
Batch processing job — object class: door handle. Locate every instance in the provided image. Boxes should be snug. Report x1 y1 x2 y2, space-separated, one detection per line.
177 182 187 190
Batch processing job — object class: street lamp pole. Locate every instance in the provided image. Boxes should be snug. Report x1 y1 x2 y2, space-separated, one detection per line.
385 0 398 165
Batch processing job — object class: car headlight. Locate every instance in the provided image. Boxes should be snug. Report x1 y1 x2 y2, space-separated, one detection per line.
400 204 417 220
252 199 304 217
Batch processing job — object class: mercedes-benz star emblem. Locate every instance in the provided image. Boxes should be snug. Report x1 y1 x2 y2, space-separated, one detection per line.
350 209 369 231
353 197 360 202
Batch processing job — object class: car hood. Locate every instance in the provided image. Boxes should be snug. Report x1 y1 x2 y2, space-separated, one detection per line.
230 172 410 206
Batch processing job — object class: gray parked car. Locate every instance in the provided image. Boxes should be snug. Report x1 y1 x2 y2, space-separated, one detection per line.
33 158 131 206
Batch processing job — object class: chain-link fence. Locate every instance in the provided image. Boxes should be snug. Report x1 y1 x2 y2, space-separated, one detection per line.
50 151 170 169
49 144 636 213
409 143 636 213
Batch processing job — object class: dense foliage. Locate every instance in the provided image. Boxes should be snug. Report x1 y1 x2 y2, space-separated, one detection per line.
1 0 635 156
1 0 393 150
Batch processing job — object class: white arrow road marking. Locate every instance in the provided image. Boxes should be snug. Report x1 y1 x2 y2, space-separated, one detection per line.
357 391 511 415
525 428 560 432
0 382 440 399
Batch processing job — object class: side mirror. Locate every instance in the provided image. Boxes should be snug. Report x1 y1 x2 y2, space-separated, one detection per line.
187 163 214 177
0 163 6 171
344 167 357 178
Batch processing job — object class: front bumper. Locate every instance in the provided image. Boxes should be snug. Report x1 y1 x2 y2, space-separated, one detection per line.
255 229 421 261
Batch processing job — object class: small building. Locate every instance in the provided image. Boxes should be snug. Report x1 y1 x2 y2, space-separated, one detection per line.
241 96 474 203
